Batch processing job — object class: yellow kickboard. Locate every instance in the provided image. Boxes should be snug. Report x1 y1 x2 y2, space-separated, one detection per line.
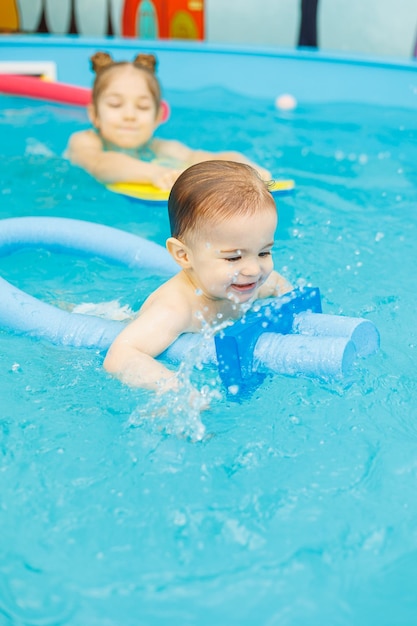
107 182 170 203
269 179 295 194
108 179 295 204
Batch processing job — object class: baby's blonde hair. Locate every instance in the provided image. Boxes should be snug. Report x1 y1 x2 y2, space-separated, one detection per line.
89 51 161 112
168 160 276 240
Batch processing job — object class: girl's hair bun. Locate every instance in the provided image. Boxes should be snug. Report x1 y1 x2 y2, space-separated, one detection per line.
90 51 114 74
133 53 158 74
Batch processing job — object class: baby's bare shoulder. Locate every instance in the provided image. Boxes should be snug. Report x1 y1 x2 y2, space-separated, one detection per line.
141 275 195 329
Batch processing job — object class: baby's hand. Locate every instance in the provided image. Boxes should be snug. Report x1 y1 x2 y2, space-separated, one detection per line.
152 167 183 190
157 377 211 412
151 380 211 442
189 387 211 412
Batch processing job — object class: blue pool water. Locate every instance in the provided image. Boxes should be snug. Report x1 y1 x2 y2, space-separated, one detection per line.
1 87 417 625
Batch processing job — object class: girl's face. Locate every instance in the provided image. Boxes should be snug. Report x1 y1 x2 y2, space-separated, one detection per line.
183 206 277 305
89 66 162 149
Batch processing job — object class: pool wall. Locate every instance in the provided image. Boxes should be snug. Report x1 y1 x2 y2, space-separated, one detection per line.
1 35 417 109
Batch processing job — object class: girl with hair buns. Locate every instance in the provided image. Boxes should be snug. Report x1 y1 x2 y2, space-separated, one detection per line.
67 52 271 190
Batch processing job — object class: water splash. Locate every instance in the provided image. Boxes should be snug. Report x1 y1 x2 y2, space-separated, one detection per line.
128 316 227 441
24 138 55 157
72 299 134 321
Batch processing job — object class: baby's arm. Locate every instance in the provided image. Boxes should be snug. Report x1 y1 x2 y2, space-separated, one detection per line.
67 131 182 188
103 297 191 391
154 139 271 180
258 270 293 299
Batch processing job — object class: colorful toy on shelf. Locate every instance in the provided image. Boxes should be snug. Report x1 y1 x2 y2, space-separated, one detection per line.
122 0 204 40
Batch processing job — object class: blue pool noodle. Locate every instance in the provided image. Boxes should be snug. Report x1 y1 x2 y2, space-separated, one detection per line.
0 217 380 382
293 311 380 357
212 287 379 387
164 331 357 381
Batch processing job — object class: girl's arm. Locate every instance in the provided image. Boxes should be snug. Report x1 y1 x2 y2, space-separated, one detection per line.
67 131 182 187
187 149 271 180
153 139 271 180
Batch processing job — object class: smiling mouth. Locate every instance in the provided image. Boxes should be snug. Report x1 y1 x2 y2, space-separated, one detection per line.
231 282 257 292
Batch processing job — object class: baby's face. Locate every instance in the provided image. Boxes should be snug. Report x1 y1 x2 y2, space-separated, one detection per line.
186 206 277 304
91 66 160 149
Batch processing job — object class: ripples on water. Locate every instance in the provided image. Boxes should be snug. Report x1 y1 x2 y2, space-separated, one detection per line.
0 92 416 624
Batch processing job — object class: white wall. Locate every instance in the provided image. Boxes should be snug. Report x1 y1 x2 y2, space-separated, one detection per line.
206 0 417 58
206 0 299 48
320 0 417 58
